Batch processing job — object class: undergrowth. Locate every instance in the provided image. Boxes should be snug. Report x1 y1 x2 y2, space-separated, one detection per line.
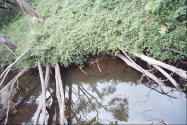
0 0 186 68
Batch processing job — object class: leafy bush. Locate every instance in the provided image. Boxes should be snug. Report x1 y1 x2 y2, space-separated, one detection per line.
0 0 186 68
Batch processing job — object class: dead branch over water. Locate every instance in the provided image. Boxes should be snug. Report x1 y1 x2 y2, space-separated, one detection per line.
0 67 30 93
0 67 29 125
133 53 187 80
55 63 65 124
117 53 165 87
0 49 29 87
118 50 187 90
152 65 179 89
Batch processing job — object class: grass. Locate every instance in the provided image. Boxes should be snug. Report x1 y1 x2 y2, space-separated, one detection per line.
0 0 186 68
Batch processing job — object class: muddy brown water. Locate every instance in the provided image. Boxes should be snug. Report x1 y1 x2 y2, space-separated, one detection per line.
1 57 186 124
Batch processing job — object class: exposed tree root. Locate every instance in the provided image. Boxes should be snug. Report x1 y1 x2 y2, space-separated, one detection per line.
55 63 65 124
34 62 50 124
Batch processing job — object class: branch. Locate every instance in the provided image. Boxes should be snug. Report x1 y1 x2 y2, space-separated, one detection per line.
153 65 180 89
133 53 187 79
0 67 29 93
0 49 29 87
117 53 165 87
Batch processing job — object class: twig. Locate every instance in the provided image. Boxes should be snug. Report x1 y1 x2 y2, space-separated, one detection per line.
4 99 10 125
4 72 20 125
96 60 102 72
0 68 11 88
79 66 88 75
144 84 177 99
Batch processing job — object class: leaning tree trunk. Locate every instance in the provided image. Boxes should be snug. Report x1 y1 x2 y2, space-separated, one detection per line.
55 63 65 124
16 0 44 22
0 33 17 51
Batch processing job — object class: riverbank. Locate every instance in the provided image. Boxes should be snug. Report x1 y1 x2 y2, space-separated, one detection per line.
0 0 186 68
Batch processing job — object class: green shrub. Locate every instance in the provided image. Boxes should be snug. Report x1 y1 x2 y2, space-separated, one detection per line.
0 0 186 68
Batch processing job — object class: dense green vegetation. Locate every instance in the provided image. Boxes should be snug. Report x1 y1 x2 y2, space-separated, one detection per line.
0 0 186 68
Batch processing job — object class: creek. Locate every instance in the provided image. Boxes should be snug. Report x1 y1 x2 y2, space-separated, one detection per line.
1 57 186 124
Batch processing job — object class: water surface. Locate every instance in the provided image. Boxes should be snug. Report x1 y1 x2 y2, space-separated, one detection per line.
3 57 186 124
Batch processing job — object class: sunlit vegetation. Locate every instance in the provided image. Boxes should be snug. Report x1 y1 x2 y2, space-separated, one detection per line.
0 0 186 68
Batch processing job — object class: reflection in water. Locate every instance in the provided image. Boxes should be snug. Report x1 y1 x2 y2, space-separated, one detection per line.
109 97 129 121
2 57 186 124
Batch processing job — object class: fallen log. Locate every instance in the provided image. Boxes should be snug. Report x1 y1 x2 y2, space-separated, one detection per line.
119 49 184 89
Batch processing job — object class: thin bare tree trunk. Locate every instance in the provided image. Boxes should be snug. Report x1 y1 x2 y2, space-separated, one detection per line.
34 62 50 124
55 63 65 124
38 61 47 124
